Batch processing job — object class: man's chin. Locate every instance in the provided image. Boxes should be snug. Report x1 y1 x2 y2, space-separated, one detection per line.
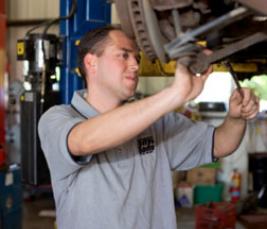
123 90 136 101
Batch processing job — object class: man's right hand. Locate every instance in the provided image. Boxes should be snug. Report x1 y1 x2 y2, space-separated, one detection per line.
170 62 212 105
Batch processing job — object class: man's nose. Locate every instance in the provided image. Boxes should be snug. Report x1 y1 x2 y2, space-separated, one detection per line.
129 57 139 71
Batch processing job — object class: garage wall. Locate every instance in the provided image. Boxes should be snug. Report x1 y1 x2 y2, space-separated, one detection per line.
8 0 59 20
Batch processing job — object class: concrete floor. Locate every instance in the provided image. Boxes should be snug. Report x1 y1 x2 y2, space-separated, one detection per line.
23 196 263 229
23 196 55 229
176 208 246 229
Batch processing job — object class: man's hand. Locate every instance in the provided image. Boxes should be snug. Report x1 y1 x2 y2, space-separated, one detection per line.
213 88 259 158
171 62 212 104
229 88 259 120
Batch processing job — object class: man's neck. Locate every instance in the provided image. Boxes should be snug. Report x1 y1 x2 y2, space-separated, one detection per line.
85 88 122 113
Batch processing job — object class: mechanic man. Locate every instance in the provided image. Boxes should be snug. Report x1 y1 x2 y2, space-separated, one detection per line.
38 26 259 229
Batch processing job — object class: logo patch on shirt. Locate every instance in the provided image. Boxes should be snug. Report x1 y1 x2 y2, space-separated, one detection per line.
138 136 155 155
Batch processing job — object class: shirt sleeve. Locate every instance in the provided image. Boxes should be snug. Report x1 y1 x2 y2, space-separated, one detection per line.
38 105 92 181
158 112 215 170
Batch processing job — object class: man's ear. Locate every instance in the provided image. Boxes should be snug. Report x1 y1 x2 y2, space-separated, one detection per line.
84 53 97 72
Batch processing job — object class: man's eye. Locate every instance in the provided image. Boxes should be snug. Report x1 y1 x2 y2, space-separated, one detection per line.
122 52 129 60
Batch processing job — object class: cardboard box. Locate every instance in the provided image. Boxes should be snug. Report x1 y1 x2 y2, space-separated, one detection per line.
187 167 216 185
172 171 187 187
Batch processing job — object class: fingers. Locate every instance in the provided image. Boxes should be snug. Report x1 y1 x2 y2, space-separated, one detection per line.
239 88 259 119
200 65 213 80
241 103 259 119
241 100 259 119
229 88 259 120
241 96 259 113
241 88 254 106
230 89 243 105
231 88 255 105
174 62 212 102
176 62 190 74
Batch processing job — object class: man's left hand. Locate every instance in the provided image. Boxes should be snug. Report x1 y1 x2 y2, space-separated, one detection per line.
229 88 259 120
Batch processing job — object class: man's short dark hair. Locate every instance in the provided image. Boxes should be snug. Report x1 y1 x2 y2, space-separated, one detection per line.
77 25 122 83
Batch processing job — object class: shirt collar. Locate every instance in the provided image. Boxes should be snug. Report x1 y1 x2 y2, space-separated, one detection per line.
71 89 99 118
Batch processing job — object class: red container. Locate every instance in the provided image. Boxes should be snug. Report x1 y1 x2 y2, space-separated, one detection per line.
0 0 4 14
0 147 5 166
0 14 6 49
195 202 236 229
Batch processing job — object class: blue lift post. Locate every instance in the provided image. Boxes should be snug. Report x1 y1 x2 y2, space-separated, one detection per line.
60 0 111 104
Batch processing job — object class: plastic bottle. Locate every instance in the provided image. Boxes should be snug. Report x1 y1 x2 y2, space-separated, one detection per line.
229 169 241 203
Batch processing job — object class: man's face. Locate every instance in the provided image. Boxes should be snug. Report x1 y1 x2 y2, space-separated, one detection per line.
95 30 139 102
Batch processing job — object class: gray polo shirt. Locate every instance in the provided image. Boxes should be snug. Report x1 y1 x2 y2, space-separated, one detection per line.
38 90 215 229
